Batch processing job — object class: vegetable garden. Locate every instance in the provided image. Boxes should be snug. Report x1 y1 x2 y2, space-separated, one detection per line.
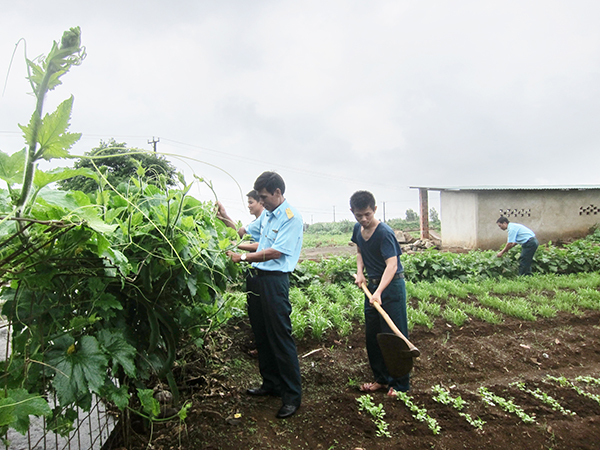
2 28 600 450
153 261 600 450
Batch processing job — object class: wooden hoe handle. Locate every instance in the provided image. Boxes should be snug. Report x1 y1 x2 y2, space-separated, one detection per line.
354 275 420 357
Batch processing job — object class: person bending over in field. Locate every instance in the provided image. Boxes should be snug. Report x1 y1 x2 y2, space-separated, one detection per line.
496 216 539 276
350 190 410 396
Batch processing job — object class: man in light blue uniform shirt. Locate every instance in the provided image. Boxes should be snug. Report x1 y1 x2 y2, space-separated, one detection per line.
496 216 539 276
227 171 303 419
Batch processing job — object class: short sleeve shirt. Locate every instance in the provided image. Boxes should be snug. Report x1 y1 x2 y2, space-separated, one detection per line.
252 199 303 273
245 212 264 242
507 223 536 244
351 222 403 278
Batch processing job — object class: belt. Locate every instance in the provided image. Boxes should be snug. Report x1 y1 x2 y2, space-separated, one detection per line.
369 272 404 285
254 268 288 277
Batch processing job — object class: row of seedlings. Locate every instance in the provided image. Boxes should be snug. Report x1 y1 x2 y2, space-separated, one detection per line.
355 374 599 438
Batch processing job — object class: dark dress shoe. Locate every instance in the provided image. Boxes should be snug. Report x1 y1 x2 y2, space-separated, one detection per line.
276 404 299 419
246 387 278 396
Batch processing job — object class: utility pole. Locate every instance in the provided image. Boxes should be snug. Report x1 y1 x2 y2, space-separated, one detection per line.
148 136 160 153
333 206 336 223
383 201 386 223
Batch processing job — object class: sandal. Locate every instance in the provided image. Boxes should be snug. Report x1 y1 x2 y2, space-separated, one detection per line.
387 387 397 397
359 382 387 393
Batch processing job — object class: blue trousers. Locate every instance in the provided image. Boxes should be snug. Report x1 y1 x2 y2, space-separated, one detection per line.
364 278 410 391
247 271 302 406
519 237 539 276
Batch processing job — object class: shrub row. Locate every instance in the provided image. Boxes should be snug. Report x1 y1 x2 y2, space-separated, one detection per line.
293 231 600 286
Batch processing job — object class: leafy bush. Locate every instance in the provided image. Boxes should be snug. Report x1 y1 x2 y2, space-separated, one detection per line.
0 28 239 437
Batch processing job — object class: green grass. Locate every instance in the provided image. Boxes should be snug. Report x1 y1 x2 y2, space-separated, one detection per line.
302 232 352 248
408 308 434 330
447 298 502 324
442 307 469 327
418 299 442 317
284 273 600 341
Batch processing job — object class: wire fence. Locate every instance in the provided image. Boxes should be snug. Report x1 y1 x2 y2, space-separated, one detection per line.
0 218 118 450
4 396 115 450
2 316 116 450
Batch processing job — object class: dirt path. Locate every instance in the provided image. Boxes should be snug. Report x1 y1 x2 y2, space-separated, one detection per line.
128 308 600 450
300 244 356 260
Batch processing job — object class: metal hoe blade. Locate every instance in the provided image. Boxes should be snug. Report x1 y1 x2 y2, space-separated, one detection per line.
377 333 414 378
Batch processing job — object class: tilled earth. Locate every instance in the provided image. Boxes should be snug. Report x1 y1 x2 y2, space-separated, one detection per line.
125 308 600 450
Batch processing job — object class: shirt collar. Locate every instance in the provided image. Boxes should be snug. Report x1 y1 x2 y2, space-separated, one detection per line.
265 199 288 218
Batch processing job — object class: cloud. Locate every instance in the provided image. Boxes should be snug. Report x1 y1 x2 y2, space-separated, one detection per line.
1 0 600 223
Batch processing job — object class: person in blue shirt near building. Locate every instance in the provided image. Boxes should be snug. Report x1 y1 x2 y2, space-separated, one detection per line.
350 190 410 396
226 171 303 419
496 216 539 276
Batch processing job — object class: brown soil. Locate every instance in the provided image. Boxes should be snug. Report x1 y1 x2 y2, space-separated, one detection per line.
300 244 356 260
123 306 600 450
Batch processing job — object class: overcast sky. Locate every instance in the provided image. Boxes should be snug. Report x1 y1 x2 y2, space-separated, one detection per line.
1 1 600 224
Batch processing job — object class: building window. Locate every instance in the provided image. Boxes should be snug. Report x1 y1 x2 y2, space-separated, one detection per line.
579 205 600 215
499 208 531 218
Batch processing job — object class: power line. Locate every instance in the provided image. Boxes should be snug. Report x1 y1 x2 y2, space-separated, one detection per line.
1 130 416 196
157 137 407 191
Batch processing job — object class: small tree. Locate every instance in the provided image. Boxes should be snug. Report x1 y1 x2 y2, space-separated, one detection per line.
58 139 178 193
405 208 419 222
430 207 439 223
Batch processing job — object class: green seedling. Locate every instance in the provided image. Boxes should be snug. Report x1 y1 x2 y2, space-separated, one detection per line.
347 378 360 389
395 391 441 435
431 385 485 430
356 395 391 438
478 387 536 424
575 375 600 386
512 382 575 416
547 375 600 406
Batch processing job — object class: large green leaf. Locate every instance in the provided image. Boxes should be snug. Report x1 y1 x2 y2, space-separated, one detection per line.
47 335 108 406
34 167 97 190
5 389 52 435
76 208 118 234
102 247 131 277
36 96 81 160
0 397 15 429
18 110 38 147
96 329 137 377
137 389 160 418
101 382 130 411
25 59 45 93
34 188 117 233
0 149 26 186
37 188 89 211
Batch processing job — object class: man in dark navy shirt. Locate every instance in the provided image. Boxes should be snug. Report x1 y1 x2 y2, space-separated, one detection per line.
350 190 410 395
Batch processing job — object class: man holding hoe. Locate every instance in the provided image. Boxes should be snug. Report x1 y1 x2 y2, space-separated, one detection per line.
350 190 410 395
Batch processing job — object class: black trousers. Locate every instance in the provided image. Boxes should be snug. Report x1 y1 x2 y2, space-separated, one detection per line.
247 270 302 406
519 237 539 276
364 278 410 391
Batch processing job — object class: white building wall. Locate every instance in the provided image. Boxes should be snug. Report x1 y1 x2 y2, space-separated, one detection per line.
440 191 479 248
439 189 600 250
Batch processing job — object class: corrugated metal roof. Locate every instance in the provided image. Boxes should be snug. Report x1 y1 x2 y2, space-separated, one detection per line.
409 185 600 192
